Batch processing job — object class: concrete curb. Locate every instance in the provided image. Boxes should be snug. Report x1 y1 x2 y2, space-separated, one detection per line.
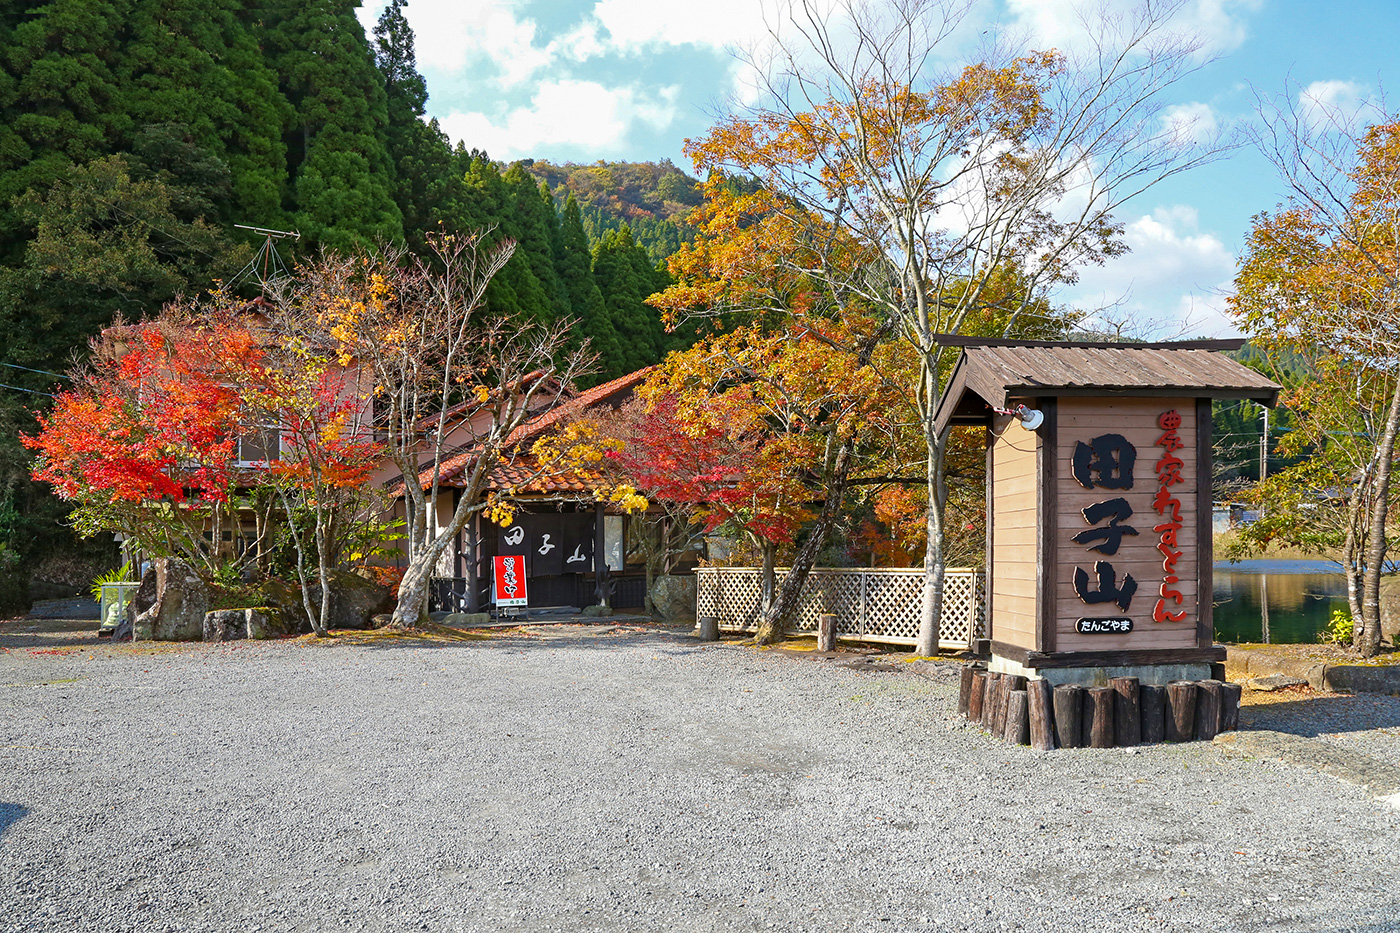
1226 646 1400 695
1215 730 1400 810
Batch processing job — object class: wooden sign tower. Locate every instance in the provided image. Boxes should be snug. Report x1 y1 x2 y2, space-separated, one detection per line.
935 339 1280 686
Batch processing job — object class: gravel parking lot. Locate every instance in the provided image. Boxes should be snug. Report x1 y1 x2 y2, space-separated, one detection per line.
3 619 1399 933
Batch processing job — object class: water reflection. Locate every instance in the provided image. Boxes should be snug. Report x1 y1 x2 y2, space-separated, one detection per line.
1213 561 1348 644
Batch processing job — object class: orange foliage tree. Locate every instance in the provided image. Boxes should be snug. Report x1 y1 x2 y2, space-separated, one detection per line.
1232 100 1400 656
669 0 1218 652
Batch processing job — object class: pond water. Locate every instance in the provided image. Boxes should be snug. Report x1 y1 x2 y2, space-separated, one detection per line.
1212 559 1348 644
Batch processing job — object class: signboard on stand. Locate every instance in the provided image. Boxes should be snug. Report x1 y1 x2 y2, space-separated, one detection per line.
492 555 528 608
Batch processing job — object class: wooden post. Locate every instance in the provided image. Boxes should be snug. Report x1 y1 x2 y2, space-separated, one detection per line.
1140 684 1167 745
980 673 1002 730
968 670 987 722
1004 690 1030 746
1165 681 1197 742
994 675 1025 738
1220 682 1243 733
1084 686 1115 749
1195 679 1224 741
817 613 836 652
1027 679 1055 751
697 616 720 641
1110 676 1141 747
958 666 976 716
1052 684 1084 749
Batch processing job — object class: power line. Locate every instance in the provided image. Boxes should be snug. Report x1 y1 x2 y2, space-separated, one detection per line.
0 361 65 379
0 381 56 398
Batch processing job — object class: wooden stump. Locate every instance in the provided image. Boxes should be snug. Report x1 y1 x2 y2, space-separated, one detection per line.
1052 684 1084 749
817 613 836 652
1165 681 1197 742
1085 686 1115 749
968 670 988 722
1195 679 1224 741
1004 690 1030 746
1220 682 1243 733
1027 679 1055 751
996 675 1026 738
958 666 975 717
1110 676 1141 747
1140 684 1167 745
981 673 1002 730
697 616 720 641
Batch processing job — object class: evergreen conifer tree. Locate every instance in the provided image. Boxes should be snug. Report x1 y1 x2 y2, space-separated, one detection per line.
372 0 458 255
255 0 402 249
591 226 669 379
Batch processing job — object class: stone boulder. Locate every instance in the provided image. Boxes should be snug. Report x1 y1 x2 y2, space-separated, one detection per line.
304 571 392 631
649 574 697 623
203 609 249 642
131 558 207 641
247 606 303 640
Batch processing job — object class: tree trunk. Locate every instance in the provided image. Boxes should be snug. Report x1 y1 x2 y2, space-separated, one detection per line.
1358 381 1400 656
758 539 776 620
755 440 855 645
916 421 948 656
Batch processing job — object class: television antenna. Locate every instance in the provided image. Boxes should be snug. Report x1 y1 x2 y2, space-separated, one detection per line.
230 224 301 295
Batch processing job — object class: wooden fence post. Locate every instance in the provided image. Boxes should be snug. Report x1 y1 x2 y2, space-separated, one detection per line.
817 613 836 652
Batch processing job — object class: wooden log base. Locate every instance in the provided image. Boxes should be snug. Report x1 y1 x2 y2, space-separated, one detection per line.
1028 679 1055 751
1140 684 1167 745
1195 679 1224 741
968 670 987 722
958 666 975 717
1220 682 1243 733
1110 676 1142 748
1004 690 1030 746
1085 686 1115 749
1165 681 1198 743
1052 684 1084 749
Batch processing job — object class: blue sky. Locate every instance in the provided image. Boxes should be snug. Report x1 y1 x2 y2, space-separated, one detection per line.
355 0 1400 337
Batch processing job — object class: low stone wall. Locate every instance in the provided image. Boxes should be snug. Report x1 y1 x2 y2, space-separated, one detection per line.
1227 646 1400 696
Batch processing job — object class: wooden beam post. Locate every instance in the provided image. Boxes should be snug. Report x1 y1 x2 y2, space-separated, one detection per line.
817 613 836 652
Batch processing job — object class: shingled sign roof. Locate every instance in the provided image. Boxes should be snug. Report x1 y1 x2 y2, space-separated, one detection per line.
933 340 1281 436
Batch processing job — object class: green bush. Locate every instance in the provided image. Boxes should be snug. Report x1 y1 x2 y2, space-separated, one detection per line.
1320 608 1354 646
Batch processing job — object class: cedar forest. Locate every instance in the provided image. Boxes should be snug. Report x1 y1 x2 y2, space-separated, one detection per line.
0 0 704 610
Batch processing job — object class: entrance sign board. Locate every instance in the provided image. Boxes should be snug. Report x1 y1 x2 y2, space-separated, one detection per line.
492 555 528 607
934 340 1280 684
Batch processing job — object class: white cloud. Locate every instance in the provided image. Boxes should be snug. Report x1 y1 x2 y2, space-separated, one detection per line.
586 0 773 53
1003 0 1261 55
1060 205 1239 337
438 81 680 161
1298 78 1374 128
1161 101 1219 145
357 0 555 87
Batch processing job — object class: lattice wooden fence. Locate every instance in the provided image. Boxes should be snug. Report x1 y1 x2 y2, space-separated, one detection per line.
695 567 985 650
